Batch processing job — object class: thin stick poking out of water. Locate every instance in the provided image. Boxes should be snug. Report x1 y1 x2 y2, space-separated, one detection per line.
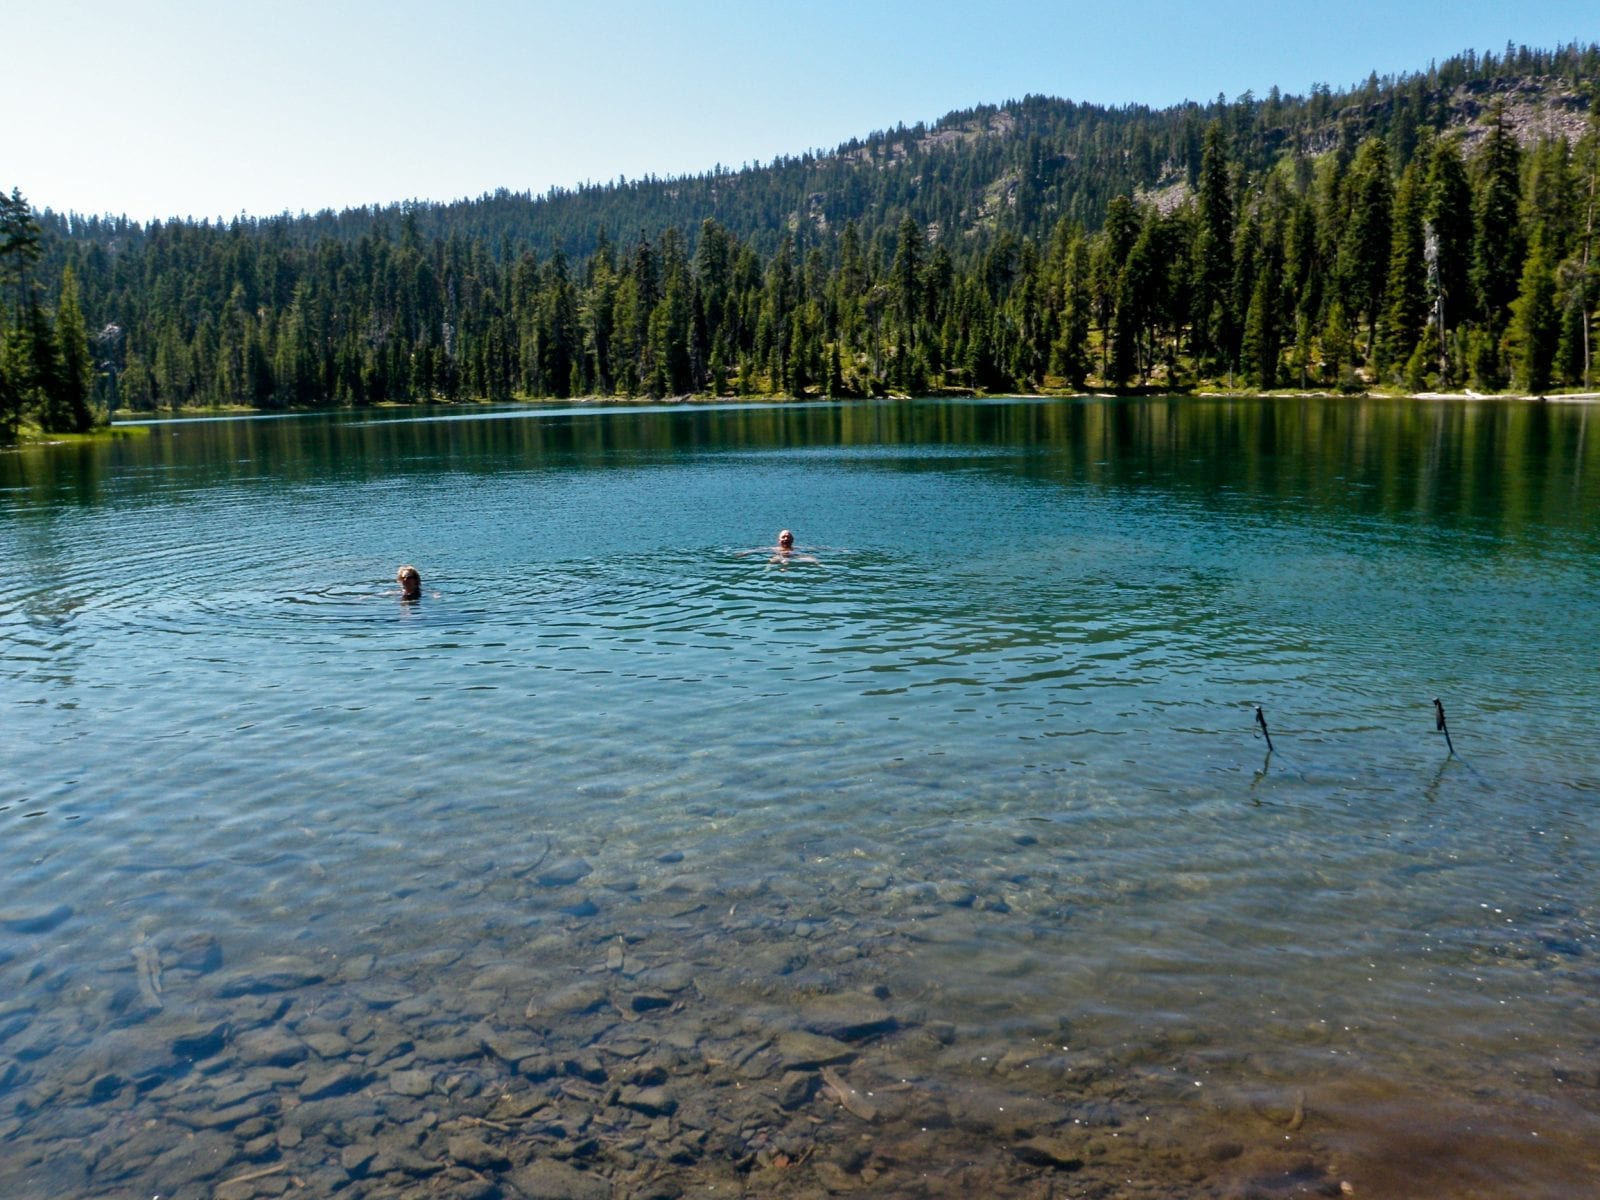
1254 705 1274 754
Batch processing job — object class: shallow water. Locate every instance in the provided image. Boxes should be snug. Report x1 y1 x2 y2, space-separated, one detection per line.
2 396 1599 1198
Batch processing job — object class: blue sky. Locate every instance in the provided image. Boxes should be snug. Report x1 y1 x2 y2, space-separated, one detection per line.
8 1 1596 222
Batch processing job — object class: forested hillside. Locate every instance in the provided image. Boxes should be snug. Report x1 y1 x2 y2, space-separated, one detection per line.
2 41 1598 436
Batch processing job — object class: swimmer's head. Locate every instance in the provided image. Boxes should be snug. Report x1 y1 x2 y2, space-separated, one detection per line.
396 565 421 598
778 530 794 549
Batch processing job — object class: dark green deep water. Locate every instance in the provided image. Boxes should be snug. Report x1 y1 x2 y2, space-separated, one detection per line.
2 395 1598 1197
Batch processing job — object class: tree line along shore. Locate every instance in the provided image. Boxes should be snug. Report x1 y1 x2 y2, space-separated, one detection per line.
3 43 1598 444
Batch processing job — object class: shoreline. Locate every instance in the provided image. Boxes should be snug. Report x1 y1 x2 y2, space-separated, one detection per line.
92 388 1600 425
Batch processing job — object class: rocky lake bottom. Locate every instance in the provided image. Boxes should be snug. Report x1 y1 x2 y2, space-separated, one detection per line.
6 798 1597 1200
2 843 1374 1200
5 397 1600 1198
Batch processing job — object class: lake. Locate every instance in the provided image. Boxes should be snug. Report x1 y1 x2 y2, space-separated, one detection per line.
2 395 1598 1199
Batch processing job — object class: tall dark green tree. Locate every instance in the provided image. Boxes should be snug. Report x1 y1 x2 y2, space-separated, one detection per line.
52 266 96 432
1471 101 1525 328
1337 137 1393 360
0 187 42 319
890 216 924 390
1382 159 1428 378
1192 121 1236 368
1422 137 1474 378
1508 237 1559 393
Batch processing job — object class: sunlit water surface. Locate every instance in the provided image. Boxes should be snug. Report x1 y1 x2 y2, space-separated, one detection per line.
3 397 1599 1198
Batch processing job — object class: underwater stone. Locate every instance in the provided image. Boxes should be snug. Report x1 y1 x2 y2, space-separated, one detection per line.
214 956 325 997
537 858 594 887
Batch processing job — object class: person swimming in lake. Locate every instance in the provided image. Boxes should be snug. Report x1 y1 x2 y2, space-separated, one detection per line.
396 564 422 600
738 529 819 565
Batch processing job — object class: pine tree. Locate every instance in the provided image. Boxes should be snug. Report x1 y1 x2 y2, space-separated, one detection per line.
25 300 64 427
0 187 42 319
891 216 924 391
539 250 579 397
1382 159 1427 380
1051 230 1092 388
1241 229 1283 389
1337 137 1393 361
1471 102 1525 329
1192 121 1236 370
1422 137 1473 378
1508 238 1559 393
1283 195 1321 388
1092 196 1140 378
1322 300 1354 389
53 266 96 431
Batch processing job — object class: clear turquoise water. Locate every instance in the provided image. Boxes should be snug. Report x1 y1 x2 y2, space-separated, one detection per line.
3 396 1599 1196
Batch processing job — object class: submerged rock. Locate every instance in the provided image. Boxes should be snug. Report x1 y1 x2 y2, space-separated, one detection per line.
776 1070 816 1109
800 992 898 1042
775 1030 855 1069
148 1129 239 1187
0 905 71 934
298 1065 370 1101
508 1159 610 1200
214 955 325 997
618 1084 676 1116
170 1019 232 1062
537 858 593 887
390 1068 435 1097
1011 1135 1085 1170
447 1132 510 1171
234 1027 308 1067
171 931 222 973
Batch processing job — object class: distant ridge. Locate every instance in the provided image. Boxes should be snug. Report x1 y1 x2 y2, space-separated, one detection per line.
39 40 1599 261
3 38 1597 431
